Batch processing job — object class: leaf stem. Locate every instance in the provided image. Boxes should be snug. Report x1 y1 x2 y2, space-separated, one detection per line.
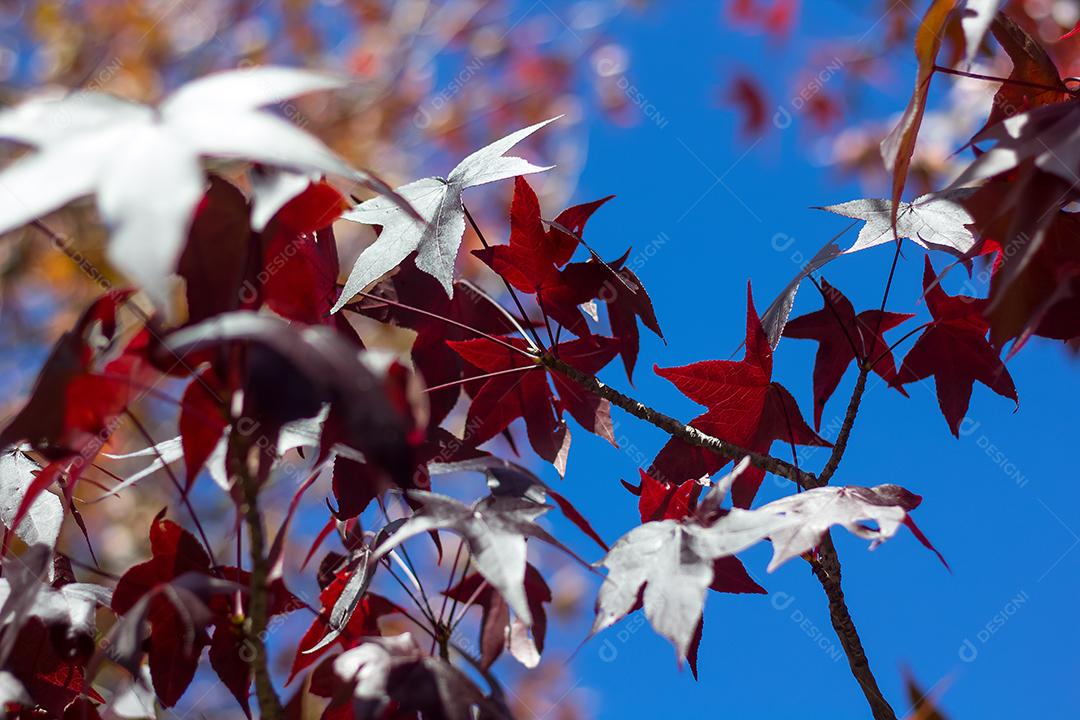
868 321 934 371
123 410 218 567
932 64 1070 93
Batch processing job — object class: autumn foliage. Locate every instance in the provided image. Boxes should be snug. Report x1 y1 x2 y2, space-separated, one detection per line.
0 3 1075 720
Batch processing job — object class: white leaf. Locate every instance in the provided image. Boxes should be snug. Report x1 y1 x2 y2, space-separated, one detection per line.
961 0 1004 65
334 117 560 310
167 110 355 177
593 521 714 660
447 115 559 188
756 485 917 571
161 67 347 116
819 189 977 257
0 66 385 312
374 491 579 626
107 667 156 719
595 483 934 660
249 168 317 232
506 617 541 668
94 437 185 502
98 123 204 311
0 91 150 146
0 452 63 549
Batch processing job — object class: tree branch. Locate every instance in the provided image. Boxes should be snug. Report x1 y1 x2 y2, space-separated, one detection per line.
541 355 816 486
817 366 869 486
228 432 284 720
544 354 896 719
811 535 897 720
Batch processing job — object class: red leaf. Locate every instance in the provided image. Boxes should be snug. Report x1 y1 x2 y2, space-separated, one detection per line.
287 571 400 683
447 335 620 465
727 74 768 137
178 176 253 324
179 370 228 489
650 284 828 506
209 621 253 718
895 257 1018 436
443 563 552 669
783 279 913 430
473 177 614 339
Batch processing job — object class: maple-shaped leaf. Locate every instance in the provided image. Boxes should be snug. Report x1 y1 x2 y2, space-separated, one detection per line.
595 479 938 661
0 67 393 310
0 291 155 535
629 465 765 599
108 513 295 710
895 257 1018 436
880 0 953 227
374 491 579 625
287 568 400 683
108 514 224 707
783 279 913 430
552 248 665 378
447 334 621 472
333 117 559 310
429 454 608 551
474 177 613 337
745 484 943 571
325 632 500 720
443 563 552 669
819 190 977 257
650 285 828 507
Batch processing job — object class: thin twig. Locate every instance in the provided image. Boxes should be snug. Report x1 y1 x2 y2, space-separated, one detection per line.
123 410 218 567
933 64 1070 94
808 275 863 362
463 203 547 351
541 355 815 486
817 367 869 486
868 321 934 371
344 290 533 358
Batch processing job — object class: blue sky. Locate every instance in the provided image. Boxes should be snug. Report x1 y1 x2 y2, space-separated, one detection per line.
500 3 1080 718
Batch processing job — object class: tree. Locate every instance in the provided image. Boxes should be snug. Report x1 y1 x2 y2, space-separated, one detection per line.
0 2 1074 719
